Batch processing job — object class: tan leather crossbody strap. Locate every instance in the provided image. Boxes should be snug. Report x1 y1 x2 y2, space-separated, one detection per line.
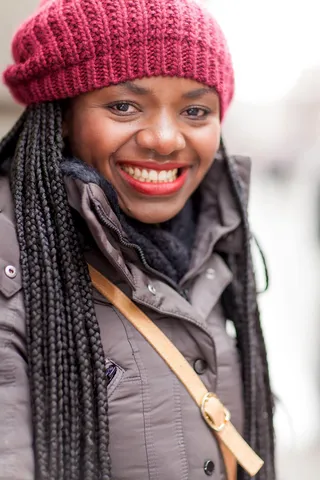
88 265 264 479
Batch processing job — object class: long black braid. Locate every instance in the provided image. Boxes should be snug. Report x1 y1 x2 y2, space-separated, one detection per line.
0 102 275 480
1 102 111 480
220 140 275 479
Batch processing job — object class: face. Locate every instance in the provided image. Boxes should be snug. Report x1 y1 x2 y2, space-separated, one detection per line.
64 76 221 224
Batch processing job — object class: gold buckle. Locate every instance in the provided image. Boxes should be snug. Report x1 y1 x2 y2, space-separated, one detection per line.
201 392 231 432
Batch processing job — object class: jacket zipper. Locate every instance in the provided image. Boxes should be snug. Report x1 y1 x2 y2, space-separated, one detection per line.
93 203 189 301
92 202 218 389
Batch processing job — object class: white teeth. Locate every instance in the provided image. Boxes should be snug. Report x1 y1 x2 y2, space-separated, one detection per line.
149 170 158 181
158 170 167 181
135 167 141 178
121 165 179 183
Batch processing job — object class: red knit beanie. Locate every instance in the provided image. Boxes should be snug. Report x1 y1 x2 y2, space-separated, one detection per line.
3 0 234 119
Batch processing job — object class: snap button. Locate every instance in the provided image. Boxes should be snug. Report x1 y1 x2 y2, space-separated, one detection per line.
206 268 215 280
193 359 207 375
204 460 215 476
5 265 17 279
148 284 156 295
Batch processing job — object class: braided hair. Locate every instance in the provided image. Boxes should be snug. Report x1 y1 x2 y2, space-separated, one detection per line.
1 102 111 480
0 102 275 480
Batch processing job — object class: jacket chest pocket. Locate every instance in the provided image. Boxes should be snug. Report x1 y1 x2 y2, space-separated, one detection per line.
94 299 151 479
93 295 143 378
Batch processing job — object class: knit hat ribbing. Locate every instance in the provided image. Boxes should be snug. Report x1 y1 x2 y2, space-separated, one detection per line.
3 0 234 119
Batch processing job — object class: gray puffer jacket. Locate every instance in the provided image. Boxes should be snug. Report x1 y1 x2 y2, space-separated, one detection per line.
0 155 251 480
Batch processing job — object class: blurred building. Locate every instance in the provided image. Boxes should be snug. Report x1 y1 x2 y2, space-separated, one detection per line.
0 2 33 136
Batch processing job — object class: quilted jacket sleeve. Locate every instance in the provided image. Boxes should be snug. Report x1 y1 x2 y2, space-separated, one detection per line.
0 302 34 480
0 174 34 479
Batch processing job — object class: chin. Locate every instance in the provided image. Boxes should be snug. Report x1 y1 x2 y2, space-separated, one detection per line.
122 202 183 224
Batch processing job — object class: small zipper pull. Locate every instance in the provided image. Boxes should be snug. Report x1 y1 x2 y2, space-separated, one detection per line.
181 288 190 302
105 362 117 385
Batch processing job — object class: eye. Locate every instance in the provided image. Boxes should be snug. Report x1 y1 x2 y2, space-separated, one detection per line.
107 102 139 116
182 106 210 119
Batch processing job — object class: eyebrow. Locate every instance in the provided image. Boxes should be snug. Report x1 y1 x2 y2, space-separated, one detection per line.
120 82 150 95
182 87 214 99
120 81 215 99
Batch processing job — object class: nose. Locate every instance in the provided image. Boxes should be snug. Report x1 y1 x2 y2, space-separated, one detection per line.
135 113 186 156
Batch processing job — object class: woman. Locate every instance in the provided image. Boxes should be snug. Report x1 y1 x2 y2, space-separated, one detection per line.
0 0 275 479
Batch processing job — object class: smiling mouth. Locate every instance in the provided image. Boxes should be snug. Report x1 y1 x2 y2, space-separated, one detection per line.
117 162 189 196
120 165 179 183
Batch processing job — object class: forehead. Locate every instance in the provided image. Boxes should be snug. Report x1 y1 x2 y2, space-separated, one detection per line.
83 76 219 104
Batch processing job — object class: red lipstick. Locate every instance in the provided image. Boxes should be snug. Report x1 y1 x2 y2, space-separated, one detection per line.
118 166 189 196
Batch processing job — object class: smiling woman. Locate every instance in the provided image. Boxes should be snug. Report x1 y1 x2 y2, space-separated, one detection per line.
0 1 274 480
64 77 220 223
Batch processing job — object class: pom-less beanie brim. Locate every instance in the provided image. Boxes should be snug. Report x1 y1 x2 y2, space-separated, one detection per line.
3 0 234 120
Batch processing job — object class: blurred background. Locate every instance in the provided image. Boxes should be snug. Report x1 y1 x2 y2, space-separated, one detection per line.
0 1 319 478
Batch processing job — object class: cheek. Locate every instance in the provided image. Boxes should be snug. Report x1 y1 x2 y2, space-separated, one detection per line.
195 124 221 170
68 112 131 164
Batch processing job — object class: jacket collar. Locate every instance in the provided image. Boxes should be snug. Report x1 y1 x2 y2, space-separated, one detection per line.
63 154 251 289
183 153 251 284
